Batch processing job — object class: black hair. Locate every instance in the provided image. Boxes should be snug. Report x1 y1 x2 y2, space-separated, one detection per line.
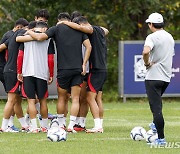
152 23 164 29
28 21 37 29
35 21 48 28
71 11 82 21
35 9 49 20
57 12 70 21
72 16 88 24
15 18 29 27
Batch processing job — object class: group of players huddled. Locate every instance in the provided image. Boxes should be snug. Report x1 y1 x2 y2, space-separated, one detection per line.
0 9 108 133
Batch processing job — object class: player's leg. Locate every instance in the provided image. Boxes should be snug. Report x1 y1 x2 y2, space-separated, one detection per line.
63 93 69 129
57 85 68 128
8 110 17 130
0 74 19 131
1 72 23 132
36 78 49 132
14 94 28 130
23 76 39 133
75 81 89 131
96 91 103 129
145 80 168 140
39 98 48 132
67 85 81 132
66 71 83 133
86 91 101 130
1 92 18 131
86 72 106 133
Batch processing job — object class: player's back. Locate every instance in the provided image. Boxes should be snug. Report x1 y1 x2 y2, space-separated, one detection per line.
53 24 87 70
23 39 51 81
0 30 14 68
4 29 25 73
88 26 107 71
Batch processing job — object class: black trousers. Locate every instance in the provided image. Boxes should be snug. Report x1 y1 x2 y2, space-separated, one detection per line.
145 80 169 139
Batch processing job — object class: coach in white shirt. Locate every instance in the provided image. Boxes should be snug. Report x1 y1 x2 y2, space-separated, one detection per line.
142 12 175 145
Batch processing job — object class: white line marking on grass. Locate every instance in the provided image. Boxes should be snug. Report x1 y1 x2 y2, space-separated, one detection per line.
36 137 131 142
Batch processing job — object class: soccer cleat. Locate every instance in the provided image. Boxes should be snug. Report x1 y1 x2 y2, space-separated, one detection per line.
149 122 157 134
0 127 19 133
66 128 77 133
21 126 30 132
150 138 167 145
86 128 103 133
40 127 48 133
9 125 19 132
28 128 40 133
73 124 86 132
7 126 19 133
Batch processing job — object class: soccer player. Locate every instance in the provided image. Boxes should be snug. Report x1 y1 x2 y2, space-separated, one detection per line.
74 44 90 131
34 9 49 22
0 25 19 132
58 16 109 133
143 13 174 145
24 9 55 126
0 18 29 132
17 21 54 133
70 14 90 131
16 12 92 133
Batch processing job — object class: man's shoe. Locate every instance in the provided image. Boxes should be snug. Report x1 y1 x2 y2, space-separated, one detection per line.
67 128 77 133
21 126 30 132
40 127 48 133
149 122 157 134
4 127 18 133
28 128 40 133
151 138 167 146
86 128 103 133
74 124 86 132
9 125 19 132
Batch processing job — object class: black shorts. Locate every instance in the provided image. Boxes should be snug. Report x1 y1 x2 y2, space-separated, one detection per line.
4 72 20 94
57 69 83 90
87 71 107 93
22 76 48 99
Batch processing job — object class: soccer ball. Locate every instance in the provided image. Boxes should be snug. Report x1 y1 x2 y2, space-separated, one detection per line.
47 128 67 142
47 118 67 142
130 126 146 141
146 130 158 143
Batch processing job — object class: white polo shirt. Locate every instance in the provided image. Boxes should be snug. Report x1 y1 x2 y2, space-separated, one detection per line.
144 29 175 82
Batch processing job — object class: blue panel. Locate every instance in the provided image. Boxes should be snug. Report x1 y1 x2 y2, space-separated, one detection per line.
123 43 180 94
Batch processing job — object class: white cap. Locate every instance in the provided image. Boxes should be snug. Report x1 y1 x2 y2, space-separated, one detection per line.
145 12 164 23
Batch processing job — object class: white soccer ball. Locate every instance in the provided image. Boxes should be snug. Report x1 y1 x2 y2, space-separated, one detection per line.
47 128 67 142
47 119 60 136
145 129 158 143
47 133 60 142
130 126 146 141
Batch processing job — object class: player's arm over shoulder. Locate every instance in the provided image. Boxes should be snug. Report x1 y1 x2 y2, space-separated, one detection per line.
16 35 34 42
27 30 48 41
59 21 93 34
100 26 109 35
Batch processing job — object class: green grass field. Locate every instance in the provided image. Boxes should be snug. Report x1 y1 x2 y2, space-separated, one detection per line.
0 99 180 154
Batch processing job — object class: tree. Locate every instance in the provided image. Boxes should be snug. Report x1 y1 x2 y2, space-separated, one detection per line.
0 0 179 91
